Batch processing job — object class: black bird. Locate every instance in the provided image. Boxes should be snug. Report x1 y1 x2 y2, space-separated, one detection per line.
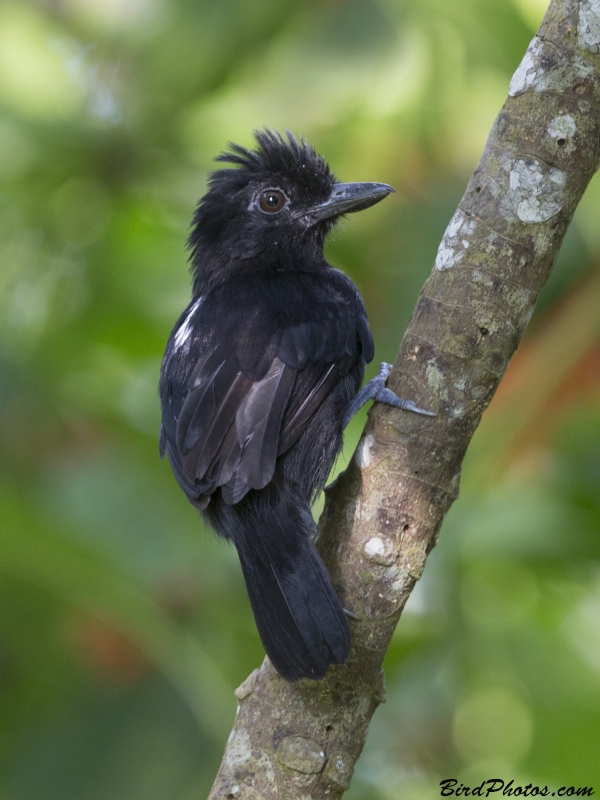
159 131 432 681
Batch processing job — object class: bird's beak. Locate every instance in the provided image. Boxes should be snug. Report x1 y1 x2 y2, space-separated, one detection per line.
312 182 395 221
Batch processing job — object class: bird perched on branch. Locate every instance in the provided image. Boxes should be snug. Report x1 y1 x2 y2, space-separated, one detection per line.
159 130 432 681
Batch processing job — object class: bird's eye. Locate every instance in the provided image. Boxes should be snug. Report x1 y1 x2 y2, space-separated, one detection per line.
258 189 287 213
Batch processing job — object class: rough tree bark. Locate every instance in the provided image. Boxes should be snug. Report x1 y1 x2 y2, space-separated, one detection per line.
208 1 600 797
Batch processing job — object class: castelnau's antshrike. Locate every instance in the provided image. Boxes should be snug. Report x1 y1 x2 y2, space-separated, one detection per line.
159 131 433 681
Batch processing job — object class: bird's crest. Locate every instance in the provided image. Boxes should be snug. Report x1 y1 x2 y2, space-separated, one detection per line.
213 129 334 193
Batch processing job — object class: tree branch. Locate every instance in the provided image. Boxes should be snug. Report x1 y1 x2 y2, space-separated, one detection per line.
208 1 600 797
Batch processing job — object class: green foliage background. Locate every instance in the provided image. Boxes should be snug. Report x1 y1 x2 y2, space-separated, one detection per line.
1 0 599 797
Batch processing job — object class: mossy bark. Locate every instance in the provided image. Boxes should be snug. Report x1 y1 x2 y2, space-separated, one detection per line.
208 1 600 797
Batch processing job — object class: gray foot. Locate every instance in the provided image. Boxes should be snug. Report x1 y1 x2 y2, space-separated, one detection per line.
343 362 436 428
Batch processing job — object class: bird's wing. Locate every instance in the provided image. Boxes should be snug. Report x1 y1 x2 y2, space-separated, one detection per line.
160 289 372 507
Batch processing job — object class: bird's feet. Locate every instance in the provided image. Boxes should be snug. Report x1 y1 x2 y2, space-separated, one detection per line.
343 362 436 428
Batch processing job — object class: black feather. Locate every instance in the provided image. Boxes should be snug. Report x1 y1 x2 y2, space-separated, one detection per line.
207 486 349 681
235 358 296 490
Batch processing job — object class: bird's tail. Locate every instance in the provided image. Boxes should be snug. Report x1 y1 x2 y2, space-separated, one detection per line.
207 488 350 681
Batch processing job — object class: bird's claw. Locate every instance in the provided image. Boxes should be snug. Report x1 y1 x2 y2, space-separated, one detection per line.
343 361 435 428
376 387 437 416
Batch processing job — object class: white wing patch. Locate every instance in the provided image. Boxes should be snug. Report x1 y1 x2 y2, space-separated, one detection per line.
174 297 203 351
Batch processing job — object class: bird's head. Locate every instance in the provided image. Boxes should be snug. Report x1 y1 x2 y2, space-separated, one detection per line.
188 130 394 292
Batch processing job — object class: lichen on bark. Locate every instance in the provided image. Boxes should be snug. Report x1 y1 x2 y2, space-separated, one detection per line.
208 1 600 797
